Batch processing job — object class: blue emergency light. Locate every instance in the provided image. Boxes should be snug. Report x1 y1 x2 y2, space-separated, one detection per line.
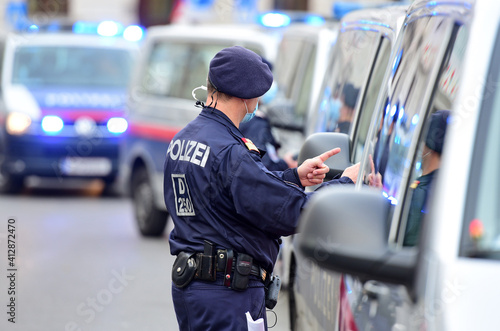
41 115 64 134
259 13 291 28
73 21 144 41
107 117 128 134
123 25 144 42
97 21 123 37
304 14 325 26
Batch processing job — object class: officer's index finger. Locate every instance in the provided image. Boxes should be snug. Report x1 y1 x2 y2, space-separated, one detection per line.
318 148 341 162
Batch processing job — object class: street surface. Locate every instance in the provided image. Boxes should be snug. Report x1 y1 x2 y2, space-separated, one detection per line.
0 180 290 331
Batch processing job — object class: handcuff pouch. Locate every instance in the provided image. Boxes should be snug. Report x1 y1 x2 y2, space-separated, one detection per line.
172 252 197 288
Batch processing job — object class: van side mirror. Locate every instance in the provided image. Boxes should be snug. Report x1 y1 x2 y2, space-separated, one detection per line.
298 132 351 179
297 187 417 287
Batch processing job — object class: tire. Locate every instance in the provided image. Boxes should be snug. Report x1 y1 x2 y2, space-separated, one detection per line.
289 260 299 331
131 167 168 237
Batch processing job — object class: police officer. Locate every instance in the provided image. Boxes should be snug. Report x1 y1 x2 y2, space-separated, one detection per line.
404 109 450 246
164 46 358 330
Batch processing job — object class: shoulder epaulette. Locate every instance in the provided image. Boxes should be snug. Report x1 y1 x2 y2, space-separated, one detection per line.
241 138 260 154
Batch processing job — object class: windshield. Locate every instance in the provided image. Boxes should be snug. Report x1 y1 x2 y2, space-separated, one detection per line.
141 41 263 100
12 46 134 88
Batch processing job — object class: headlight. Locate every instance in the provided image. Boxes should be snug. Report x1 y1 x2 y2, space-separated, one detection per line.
107 117 128 134
6 112 32 135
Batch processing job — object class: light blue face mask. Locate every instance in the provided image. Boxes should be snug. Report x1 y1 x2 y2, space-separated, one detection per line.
242 101 258 123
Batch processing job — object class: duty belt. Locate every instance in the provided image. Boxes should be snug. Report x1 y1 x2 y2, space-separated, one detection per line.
191 241 267 289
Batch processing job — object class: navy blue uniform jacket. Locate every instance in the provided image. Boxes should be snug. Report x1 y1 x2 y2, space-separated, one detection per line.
164 107 351 272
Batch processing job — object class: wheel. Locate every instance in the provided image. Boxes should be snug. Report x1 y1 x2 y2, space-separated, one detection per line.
0 169 24 194
288 260 299 331
131 167 168 237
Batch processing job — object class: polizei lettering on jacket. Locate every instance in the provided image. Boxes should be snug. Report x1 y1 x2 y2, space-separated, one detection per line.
168 139 210 167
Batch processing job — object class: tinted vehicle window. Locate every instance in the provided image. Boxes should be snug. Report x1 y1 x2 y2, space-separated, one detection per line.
352 36 392 163
294 44 316 125
274 37 307 100
142 41 262 101
361 17 468 246
12 46 133 88
461 27 500 258
309 28 382 136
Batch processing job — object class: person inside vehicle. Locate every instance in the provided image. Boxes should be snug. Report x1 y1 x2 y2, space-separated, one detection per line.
404 109 450 246
368 109 450 246
335 82 360 134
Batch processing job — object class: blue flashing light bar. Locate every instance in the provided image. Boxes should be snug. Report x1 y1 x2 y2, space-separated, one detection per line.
97 21 123 37
304 14 325 26
41 116 64 134
258 12 327 28
73 21 98 34
123 25 144 42
28 24 39 33
107 117 128 134
259 13 291 28
72 21 144 41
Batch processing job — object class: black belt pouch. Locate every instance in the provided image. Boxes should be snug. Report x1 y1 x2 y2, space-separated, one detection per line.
232 253 253 291
172 252 197 288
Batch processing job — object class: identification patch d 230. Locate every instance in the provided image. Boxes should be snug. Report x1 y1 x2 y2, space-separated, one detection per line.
171 174 196 216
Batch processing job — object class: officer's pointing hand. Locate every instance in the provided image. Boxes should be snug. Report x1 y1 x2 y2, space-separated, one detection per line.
297 148 340 187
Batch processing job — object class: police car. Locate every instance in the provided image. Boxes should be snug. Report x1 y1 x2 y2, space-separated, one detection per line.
285 5 406 330
296 0 499 329
0 22 139 193
120 24 279 237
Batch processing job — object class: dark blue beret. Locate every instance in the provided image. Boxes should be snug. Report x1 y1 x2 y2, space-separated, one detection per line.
343 83 360 109
208 46 273 99
425 110 450 154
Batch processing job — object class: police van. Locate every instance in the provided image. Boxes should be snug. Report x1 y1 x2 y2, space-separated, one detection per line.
264 21 339 159
296 0 499 329
0 23 139 193
284 5 406 330
120 24 279 237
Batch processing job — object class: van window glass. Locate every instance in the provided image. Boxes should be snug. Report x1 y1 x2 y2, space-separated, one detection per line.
274 37 306 100
12 46 134 88
309 28 381 135
142 41 263 100
360 17 465 245
399 25 468 247
293 45 316 127
461 27 500 259
352 36 392 163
